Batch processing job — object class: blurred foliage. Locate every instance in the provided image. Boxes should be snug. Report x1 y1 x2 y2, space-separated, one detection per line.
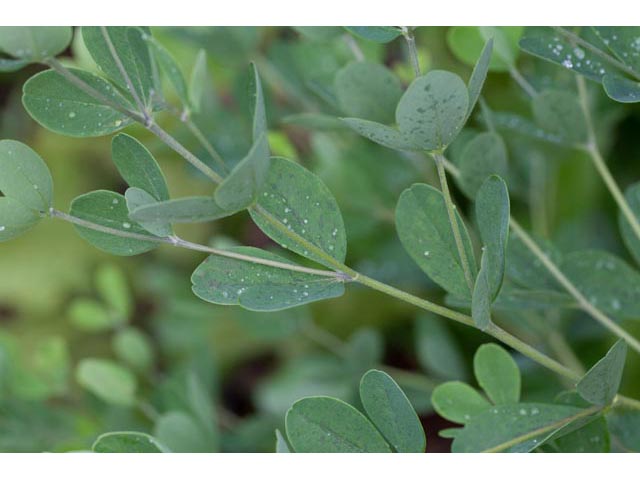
1 26 640 452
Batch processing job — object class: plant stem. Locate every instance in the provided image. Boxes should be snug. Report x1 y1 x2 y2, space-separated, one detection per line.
552 26 640 83
182 115 229 175
50 209 344 279
510 218 640 354
577 76 640 242
483 404 603 453
401 27 421 77
432 152 476 293
508 64 538 98
342 34 364 61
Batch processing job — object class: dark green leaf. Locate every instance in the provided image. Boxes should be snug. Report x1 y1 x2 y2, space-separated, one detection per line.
93 432 167 453
506 233 562 290
396 183 477 299
0 198 42 242
466 38 494 121
250 157 347 267
359 369 425 453
334 62 402 124
578 340 627 406
608 408 640 452
112 133 169 201
472 252 493 330
563 250 640 318
191 246 344 311
124 188 172 237
452 403 583 452
603 74 640 103
344 27 402 44
0 26 72 61
0 139 53 211
592 27 640 73
474 343 520 405
75 358 137 406
285 396 391 453
396 70 469 151
146 37 189 108
69 190 158 255
532 90 588 145
431 381 491 424
23 68 133 137
82 27 154 108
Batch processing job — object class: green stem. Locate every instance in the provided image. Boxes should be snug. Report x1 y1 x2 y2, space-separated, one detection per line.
577 77 640 243
342 34 364 61
401 27 421 77
182 115 229 175
432 152 475 293
552 26 640 83
510 219 640 355
508 64 538 98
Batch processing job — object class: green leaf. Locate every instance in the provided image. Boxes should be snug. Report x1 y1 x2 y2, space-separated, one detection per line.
334 62 402 124
214 133 270 211
359 370 426 453
285 396 391 453
431 381 491 424
396 70 469 151
466 38 494 121
415 313 467 380
531 90 588 145
344 27 402 44
76 358 137 406
95 263 132 319
68 299 118 332
506 233 562 290
81 27 154 108
69 190 158 256
293 27 343 42
248 62 267 142
145 36 189 108
283 113 345 130
124 188 172 237
448 27 522 72
111 133 169 201
341 118 418 151
603 74 640 103
344 329 384 378
471 252 493 330
0 26 72 61
154 411 211 453
619 182 640 265
551 391 610 453
608 408 640 452
191 246 344 311
250 157 347 267
0 198 41 242
22 68 134 137
519 27 616 83
592 27 640 73
475 175 510 300
562 250 640 318
474 343 521 405
452 403 584 452
129 196 234 225
275 429 291 453
189 49 207 114
577 340 627 406
113 327 154 372
93 432 167 453
0 57 30 72
396 183 477 299
0 139 53 212
457 132 508 198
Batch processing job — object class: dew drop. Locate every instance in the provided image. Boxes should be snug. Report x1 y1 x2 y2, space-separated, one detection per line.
68 112 76 119
122 222 131 229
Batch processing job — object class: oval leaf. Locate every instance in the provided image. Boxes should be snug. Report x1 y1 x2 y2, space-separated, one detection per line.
359 370 426 453
457 132 508 199
93 432 167 453
285 396 391 453
0 26 72 61
124 187 172 237
474 343 521 405
431 381 491 424
76 358 137 406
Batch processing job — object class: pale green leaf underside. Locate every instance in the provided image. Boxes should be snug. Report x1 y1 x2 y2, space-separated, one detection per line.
0 26 72 61
285 396 391 453
250 157 347 268
431 381 491 424
474 343 521 405
359 369 426 453
76 358 137 407
146 37 190 107
23 68 133 137
191 246 344 311
471 252 493 330
341 118 419 151
396 183 477 299
0 197 41 242
130 196 234 224
153 411 211 453
124 187 172 237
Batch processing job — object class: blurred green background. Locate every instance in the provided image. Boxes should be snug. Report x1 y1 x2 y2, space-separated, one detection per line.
1 26 640 452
